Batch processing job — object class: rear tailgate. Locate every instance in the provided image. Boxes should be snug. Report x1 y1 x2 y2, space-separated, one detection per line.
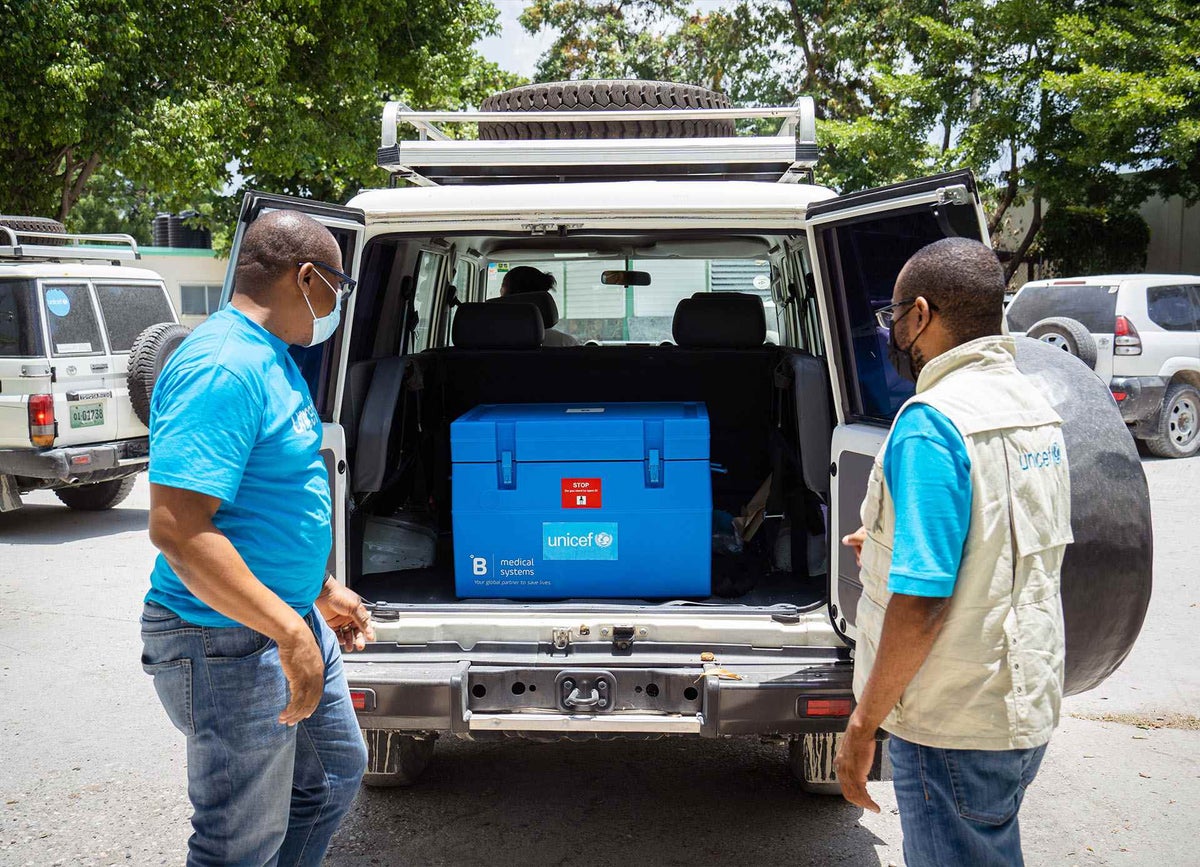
1006 282 1118 381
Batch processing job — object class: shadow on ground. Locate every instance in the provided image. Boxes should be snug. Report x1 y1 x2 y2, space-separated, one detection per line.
0 502 149 543
329 737 888 867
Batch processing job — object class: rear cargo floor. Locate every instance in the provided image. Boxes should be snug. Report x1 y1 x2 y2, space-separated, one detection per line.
352 567 828 610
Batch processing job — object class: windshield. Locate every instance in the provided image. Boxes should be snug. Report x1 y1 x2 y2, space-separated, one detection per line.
94 282 175 352
484 258 780 344
1006 284 1118 334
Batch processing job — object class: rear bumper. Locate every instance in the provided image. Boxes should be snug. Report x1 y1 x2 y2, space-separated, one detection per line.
344 656 857 739
0 437 149 482
1110 376 1165 424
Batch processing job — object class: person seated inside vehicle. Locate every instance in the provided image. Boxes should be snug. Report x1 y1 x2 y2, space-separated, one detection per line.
496 266 579 347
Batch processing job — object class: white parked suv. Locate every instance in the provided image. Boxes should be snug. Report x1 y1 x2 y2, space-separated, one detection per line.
0 217 187 511
1006 274 1200 458
213 81 1153 790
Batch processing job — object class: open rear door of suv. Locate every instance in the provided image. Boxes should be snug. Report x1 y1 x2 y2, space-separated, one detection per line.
803 170 989 646
222 191 365 585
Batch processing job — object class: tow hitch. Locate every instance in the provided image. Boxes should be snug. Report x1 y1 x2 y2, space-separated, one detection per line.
558 670 616 712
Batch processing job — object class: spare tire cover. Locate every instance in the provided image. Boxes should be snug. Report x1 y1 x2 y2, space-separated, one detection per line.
1013 336 1153 695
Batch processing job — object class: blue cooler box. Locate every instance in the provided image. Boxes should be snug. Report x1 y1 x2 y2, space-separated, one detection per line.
450 402 711 598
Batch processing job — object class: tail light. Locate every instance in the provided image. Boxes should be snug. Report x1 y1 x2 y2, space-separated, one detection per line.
1114 316 1142 355
28 394 56 447
803 697 854 717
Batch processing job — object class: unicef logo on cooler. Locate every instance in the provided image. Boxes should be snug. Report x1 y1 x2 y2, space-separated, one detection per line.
543 523 619 560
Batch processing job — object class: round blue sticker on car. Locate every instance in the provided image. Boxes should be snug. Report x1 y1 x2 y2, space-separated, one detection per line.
45 289 71 317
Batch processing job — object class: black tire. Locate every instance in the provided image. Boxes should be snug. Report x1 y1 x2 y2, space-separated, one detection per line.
479 80 735 141
1143 382 1200 459
786 739 844 796
128 322 192 427
55 476 137 511
361 732 436 788
0 214 67 246
1026 316 1098 369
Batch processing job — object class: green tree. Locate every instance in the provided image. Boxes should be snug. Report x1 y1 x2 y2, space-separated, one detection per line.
520 0 1196 281
0 0 516 230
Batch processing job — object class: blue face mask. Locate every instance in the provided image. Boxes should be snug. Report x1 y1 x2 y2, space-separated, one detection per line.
301 269 343 347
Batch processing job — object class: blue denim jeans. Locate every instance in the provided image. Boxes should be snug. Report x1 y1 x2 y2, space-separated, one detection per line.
889 735 1047 867
141 601 367 867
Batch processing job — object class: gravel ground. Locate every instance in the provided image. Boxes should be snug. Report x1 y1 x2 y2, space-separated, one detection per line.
2 456 1197 866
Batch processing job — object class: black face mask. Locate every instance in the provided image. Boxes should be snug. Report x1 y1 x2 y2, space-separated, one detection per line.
887 320 918 384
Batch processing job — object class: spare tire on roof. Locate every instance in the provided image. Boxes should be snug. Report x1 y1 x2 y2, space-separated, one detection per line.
128 322 192 427
0 215 67 246
1012 336 1153 695
478 80 736 141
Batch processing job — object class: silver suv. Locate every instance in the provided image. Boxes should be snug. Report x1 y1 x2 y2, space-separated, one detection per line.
0 217 185 511
1006 274 1200 458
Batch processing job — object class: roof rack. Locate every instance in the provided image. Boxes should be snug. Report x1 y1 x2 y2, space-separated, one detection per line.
0 227 140 263
377 98 818 187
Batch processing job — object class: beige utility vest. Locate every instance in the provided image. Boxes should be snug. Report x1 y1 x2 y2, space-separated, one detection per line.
853 336 1073 750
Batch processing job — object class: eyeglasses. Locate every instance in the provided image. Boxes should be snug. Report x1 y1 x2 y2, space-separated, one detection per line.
301 261 357 299
874 297 937 330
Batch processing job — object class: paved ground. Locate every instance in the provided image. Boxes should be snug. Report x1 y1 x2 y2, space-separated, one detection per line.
1 456 1197 866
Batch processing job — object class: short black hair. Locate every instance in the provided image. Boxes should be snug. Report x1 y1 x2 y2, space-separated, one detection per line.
234 210 339 297
896 238 1005 342
501 266 556 295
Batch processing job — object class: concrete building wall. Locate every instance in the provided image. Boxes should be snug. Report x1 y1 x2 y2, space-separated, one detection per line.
137 247 228 328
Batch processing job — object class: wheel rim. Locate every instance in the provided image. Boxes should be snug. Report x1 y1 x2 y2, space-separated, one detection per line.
1039 333 1071 352
1168 396 1199 448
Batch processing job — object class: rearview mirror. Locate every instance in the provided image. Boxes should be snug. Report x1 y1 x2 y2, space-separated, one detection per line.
601 270 651 286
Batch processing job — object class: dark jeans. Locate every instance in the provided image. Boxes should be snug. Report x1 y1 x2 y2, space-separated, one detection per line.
890 734 1047 867
141 601 367 867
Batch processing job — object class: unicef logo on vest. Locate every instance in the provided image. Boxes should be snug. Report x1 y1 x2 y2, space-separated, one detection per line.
1019 440 1065 471
543 522 619 561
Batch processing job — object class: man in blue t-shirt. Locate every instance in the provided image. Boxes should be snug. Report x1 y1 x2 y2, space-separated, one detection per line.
141 210 372 866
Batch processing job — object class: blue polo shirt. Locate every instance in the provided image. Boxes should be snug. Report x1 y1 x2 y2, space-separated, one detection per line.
146 306 331 627
883 404 972 598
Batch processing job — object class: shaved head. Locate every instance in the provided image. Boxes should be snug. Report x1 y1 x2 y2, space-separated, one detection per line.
234 210 341 297
896 238 1005 343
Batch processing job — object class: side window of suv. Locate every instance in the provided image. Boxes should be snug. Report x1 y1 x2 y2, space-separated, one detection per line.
1147 285 1198 332
0 279 43 357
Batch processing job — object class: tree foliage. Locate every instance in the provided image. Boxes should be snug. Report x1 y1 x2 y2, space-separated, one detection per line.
0 0 518 236
520 0 1197 280
1040 205 1150 277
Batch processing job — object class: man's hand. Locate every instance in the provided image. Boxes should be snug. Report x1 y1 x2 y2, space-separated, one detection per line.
835 717 881 813
315 579 375 652
842 525 867 567
277 629 325 726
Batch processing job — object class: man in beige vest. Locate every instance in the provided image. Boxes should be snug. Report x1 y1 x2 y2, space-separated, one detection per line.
835 238 1072 866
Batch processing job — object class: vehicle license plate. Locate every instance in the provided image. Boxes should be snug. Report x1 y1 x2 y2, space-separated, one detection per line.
70 402 104 429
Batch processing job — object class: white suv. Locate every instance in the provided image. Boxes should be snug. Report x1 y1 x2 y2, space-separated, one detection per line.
212 81 1153 790
1006 275 1200 458
0 217 185 511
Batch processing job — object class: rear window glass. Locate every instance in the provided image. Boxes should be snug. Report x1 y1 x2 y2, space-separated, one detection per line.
94 283 175 351
0 279 43 357
1006 285 1117 334
42 283 104 356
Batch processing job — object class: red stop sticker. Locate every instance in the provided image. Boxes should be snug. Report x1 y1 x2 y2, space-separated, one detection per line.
562 478 602 509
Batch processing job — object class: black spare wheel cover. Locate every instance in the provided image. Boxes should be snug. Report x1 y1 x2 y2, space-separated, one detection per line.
128 322 192 427
1013 336 1152 695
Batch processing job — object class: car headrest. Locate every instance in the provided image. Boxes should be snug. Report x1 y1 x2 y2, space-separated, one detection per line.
672 292 766 348
488 290 560 328
452 302 544 349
